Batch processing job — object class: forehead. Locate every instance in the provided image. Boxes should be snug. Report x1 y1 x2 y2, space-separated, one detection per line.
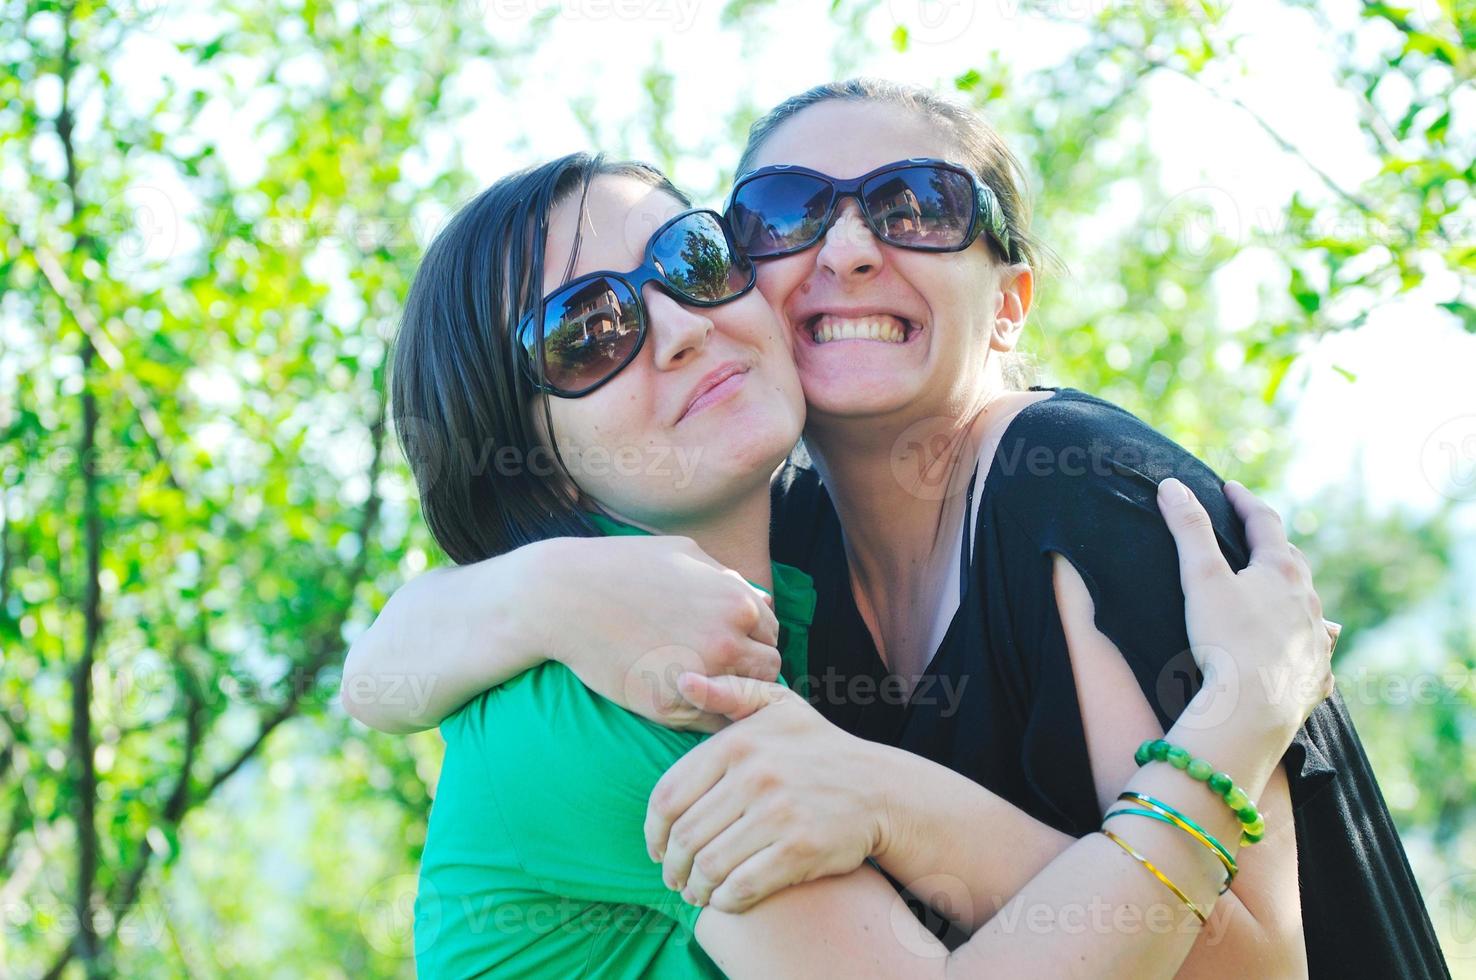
543 175 686 292
744 100 959 179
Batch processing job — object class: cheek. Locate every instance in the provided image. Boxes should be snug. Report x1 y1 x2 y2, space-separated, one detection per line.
900 256 993 337
754 257 810 322
547 389 656 488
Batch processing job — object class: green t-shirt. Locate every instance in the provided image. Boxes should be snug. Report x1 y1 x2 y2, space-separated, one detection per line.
414 515 817 979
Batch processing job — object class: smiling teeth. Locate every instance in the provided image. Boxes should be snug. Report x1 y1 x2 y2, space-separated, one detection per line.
811 315 907 344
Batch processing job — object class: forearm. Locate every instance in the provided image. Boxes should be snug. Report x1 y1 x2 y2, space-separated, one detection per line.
340 541 553 732
875 688 1295 936
867 742 1074 931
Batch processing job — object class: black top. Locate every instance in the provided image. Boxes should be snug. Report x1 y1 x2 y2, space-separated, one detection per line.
770 387 1449 979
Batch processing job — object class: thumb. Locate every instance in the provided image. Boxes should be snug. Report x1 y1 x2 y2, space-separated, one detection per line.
677 672 787 722
1157 478 1229 587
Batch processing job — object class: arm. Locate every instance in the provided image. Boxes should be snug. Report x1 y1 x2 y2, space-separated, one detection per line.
693 808 1259 979
340 534 782 733
652 481 1330 972
1054 551 1305 979
340 540 547 734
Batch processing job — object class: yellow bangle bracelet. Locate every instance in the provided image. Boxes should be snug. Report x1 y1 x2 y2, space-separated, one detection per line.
1100 827 1209 925
1105 797 1238 891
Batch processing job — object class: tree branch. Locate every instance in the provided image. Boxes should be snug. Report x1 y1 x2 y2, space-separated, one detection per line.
41 399 390 979
55 3 104 974
30 245 184 495
1148 58 1395 228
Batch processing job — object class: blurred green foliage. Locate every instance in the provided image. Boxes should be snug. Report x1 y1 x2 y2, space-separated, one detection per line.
1 0 1472 975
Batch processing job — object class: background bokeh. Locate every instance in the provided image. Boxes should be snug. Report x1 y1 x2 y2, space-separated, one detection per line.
2 0 1473 975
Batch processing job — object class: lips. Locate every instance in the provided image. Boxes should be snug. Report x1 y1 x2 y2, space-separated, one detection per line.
677 362 749 423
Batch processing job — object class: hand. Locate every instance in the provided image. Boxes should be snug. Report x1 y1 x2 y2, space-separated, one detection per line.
536 535 782 733
1157 478 1334 739
643 674 885 912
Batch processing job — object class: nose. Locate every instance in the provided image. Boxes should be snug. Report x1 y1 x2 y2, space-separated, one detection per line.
816 198 885 285
644 286 714 371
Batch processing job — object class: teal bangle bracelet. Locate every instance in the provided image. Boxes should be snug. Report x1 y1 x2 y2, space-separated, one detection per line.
1104 807 1235 893
1117 792 1237 870
1134 738 1267 846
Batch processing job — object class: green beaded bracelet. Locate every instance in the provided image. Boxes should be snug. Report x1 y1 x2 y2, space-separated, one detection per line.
1134 738 1266 847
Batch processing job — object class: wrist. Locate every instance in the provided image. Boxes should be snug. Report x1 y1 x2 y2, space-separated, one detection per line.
863 741 910 863
1189 659 1303 745
504 536 569 670
1175 687 1298 797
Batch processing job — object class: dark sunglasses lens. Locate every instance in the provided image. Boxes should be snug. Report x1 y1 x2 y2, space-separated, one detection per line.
652 212 752 302
728 173 832 256
538 276 641 394
863 166 974 248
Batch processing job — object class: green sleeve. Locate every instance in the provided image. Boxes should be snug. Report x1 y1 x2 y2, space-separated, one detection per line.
444 662 709 932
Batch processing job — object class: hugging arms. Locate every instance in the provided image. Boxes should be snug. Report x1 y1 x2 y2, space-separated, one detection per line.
359 78 1449 979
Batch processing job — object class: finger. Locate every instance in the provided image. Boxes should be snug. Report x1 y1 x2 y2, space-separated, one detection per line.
645 739 731 862
1324 619 1342 658
719 569 779 647
677 673 789 723
1224 480 1291 561
1157 477 1229 587
682 814 777 906
746 591 781 648
672 711 733 736
707 843 805 914
1286 543 1317 589
661 781 746 894
731 640 783 684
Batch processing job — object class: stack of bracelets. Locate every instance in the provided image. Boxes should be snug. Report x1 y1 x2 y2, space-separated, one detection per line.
1098 738 1268 924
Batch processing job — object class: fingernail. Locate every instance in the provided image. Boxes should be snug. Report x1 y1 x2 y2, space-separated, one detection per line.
1159 478 1188 502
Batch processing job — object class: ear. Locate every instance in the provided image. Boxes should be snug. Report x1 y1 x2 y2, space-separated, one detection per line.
989 262 1033 353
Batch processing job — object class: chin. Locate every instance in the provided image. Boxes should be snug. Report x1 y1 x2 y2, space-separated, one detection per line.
799 371 925 421
727 411 804 466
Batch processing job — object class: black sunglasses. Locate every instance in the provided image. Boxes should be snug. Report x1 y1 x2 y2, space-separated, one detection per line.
725 158 1015 263
515 208 756 398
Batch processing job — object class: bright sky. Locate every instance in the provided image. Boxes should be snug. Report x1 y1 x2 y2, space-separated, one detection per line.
85 0 1476 522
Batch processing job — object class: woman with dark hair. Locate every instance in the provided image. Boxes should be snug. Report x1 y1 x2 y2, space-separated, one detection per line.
362 78 1448 979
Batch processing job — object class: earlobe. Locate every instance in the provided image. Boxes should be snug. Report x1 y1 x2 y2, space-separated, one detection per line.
990 315 1025 353
990 264 1033 353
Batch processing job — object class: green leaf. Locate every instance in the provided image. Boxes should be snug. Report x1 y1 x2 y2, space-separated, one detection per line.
1437 300 1476 333
1290 267 1322 314
891 24 909 51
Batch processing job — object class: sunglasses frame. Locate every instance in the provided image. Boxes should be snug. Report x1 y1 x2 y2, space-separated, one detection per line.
515 207 757 398
724 157 1015 263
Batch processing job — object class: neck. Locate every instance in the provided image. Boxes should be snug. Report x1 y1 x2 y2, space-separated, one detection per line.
612 485 775 591
803 387 1001 602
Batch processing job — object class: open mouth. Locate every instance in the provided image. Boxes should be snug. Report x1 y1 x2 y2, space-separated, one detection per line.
805 313 917 346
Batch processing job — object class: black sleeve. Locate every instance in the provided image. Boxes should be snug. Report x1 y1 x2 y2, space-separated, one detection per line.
988 390 1337 809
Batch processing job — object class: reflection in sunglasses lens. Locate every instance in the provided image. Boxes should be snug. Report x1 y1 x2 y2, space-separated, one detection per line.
730 173 832 256
864 166 973 248
542 276 641 392
654 213 750 301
